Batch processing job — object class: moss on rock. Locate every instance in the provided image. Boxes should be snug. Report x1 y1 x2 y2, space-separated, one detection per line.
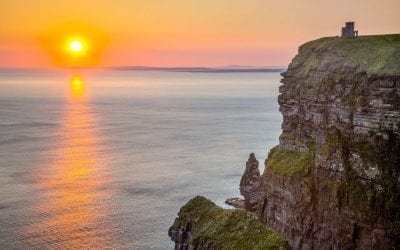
169 196 289 249
265 146 313 177
321 128 343 156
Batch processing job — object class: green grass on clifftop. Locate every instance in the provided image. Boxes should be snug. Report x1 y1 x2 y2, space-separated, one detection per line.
288 34 400 77
265 146 313 177
170 196 289 249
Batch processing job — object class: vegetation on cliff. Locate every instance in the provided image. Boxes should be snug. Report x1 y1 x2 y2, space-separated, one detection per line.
376 131 400 245
286 34 400 80
265 146 313 177
169 196 289 249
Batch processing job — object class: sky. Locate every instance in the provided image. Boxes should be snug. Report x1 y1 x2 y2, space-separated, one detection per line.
0 0 399 68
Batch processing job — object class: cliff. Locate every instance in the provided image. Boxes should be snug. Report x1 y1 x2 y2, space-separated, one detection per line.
169 34 400 249
168 196 289 249
260 34 400 249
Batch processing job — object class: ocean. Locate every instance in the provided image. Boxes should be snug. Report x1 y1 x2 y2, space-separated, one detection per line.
0 68 282 249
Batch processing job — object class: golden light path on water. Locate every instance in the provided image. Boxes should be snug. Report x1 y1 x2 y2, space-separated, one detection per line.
25 75 114 247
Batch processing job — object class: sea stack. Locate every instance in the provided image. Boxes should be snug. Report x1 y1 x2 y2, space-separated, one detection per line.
239 153 263 212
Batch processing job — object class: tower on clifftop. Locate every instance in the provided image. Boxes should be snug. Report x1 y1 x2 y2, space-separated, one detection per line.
341 22 358 38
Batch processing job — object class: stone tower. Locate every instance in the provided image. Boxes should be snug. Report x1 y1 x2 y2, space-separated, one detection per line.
341 22 358 37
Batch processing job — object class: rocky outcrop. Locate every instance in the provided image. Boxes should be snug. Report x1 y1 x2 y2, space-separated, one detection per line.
169 196 289 249
256 34 400 249
239 153 263 211
224 197 244 209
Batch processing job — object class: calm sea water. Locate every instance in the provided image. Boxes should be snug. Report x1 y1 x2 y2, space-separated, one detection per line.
0 69 282 249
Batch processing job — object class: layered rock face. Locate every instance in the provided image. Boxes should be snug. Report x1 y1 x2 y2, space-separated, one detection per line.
258 35 400 249
239 153 263 211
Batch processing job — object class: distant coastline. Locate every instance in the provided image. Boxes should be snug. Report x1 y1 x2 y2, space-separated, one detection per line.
112 66 286 73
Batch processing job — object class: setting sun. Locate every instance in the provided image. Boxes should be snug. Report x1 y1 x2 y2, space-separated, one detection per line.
66 38 87 55
70 40 83 52
42 32 106 67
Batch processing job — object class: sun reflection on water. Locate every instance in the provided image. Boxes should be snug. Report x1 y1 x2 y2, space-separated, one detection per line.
26 75 115 247
70 74 85 98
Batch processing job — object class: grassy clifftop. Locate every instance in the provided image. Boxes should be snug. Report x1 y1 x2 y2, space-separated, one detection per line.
169 196 289 249
286 34 400 78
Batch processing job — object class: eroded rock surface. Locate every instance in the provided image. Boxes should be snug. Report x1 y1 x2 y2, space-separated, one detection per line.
258 34 400 249
224 197 244 209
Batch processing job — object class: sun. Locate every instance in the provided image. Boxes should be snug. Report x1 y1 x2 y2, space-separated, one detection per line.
52 30 107 67
70 40 83 52
69 39 86 54
66 38 88 56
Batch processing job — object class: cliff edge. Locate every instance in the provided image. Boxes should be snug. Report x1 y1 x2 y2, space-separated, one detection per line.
261 34 400 249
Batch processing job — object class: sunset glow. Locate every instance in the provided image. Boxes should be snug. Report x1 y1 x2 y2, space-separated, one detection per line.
0 0 399 67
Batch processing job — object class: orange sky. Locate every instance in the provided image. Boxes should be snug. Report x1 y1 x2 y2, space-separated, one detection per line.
0 0 399 68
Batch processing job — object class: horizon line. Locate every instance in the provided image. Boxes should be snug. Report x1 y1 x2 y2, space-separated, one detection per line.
0 65 287 71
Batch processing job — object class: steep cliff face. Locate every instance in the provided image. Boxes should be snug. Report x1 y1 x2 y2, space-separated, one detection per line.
259 34 400 249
